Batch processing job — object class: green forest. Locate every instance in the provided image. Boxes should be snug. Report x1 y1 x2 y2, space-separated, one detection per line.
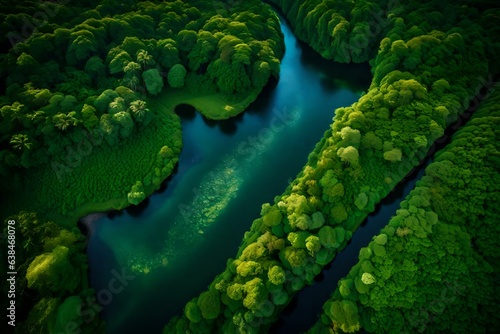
0 0 499 333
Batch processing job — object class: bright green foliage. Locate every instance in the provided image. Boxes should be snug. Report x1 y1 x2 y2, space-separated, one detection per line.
236 261 262 277
0 0 284 185
361 272 376 285
243 278 268 311
26 246 78 293
109 51 133 75
127 181 146 205
337 146 359 165
325 300 361 333
287 231 310 249
383 148 402 162
171 0 500 330
331 204 348 223
226 283 244 301
374 233 387 245
268 266 286 285
263 206 282 227
282 246 307 268
241 242 266 261
310 90 500 333
340 126 361 147
305 235 321 256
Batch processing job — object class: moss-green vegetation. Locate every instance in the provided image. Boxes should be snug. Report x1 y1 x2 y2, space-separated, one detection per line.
0 212 104 333
309 89 500 334
0 0 284 220
166 0 499 333
0 0 284 332
150 87 261 120
1 90 182 225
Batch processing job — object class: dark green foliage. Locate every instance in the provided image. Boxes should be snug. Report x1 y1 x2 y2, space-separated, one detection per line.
311 91 500 333
167 64 187 89
0 0 284 178
141 69 163 96
167 0 500 332
2 0 499 333
0 212 104 333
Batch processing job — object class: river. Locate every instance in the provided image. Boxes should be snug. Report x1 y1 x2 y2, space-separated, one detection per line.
84 15 371 334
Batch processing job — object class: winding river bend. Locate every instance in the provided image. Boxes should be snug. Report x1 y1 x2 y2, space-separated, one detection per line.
84 15 371 333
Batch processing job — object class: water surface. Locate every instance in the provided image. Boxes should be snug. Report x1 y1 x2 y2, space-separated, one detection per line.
85 16 371 333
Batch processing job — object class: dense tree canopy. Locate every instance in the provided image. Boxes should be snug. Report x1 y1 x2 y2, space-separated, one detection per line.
1 0 499 333
166 0 499 333
0 1 285 332
309 90 500 333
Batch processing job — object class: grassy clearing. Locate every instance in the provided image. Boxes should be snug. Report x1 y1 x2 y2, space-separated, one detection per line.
152 87 262 120
0 87 262 226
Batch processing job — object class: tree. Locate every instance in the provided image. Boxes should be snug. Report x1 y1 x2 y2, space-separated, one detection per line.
331 204 348 223
197 289 221 319
361 272 376 285
127 181 146 205
383 148 402 162
355 193 368 210
340 126 361 147
112 111 134 138
53 112 78 131
26 246 78 293
157 39 180 69
136 49 154 70
94 89 119 113
236 261 262 277
10 134 33 151
268 266 286 285
167 64 187 88
142 69 164 95
361 131 383 150
243 278 268 311
337 146 359 165
305 235 321 255
177 30 198 53
282 247 307 267
109 51 132 75
129 100 149 120
310 211 325 229
287 232 309 249
66 30 98 64
184 300 202 323
252 60 271 88
123 61 141 77
120 37 146 57
84 56 106 79
16 52 38 73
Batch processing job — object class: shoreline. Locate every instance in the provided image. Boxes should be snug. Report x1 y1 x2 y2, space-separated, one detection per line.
77 212 107 238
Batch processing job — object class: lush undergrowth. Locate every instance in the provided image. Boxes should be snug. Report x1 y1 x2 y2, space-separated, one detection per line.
0 0 284 332
0 212 104 333
0 0 284 205
1 102 182 225
165 0 499 333
309 89 500 334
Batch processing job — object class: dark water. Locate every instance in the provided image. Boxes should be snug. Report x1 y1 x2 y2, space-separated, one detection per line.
84 16 371 334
